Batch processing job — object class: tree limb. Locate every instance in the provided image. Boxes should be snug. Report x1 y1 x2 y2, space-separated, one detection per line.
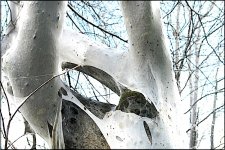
67 3 128 43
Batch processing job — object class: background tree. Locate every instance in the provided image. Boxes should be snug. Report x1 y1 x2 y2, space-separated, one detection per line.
160 1 224 149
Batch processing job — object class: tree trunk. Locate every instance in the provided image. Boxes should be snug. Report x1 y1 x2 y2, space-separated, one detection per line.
189 26 201 149
210 68 219 149
2 1 67 148
175 2 181 93
2 1 187 148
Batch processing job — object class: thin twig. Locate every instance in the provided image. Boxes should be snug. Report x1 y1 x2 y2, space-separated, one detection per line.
67 3 128 43
184 88 224 114
66 12 84 34
74 71 80 89
67 72 72 88
185 0 224 64
83 73 110 103
0 111 7 138
197 105 223 128
6 0 14 26
4 65 80 149
89 93 114 99
91 87 100 101
0 82 11 118
162 1 180 19
11 65 80 123
7 133 35 149
186 104 224 133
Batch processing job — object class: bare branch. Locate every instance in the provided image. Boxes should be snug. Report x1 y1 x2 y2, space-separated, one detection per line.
185 0 224 64
0 111 7 138
66 12 84 34
3 65 80 149
74 71 80 90
7 133 35 149
82 73 110 103
162 1 180 19
184 88 224 114
67 3 128 43
186 104 224 133
0 82 11 118
198 105 224 127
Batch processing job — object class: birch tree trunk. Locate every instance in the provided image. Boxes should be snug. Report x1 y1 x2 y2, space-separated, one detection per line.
210 68 219 149
1 1 187 149
175 3 181 93
189 25 201 149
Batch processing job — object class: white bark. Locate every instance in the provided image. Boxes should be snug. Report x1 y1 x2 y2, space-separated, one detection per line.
189 25 201 149
2 1 67 148
58 1 187 148
120 1 187 147
210 68 218 149
2 1 188 149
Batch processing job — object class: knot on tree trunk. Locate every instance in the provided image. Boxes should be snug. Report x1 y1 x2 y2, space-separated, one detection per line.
116 90 158 118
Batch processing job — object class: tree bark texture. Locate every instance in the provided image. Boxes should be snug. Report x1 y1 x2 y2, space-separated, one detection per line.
1 1 188 149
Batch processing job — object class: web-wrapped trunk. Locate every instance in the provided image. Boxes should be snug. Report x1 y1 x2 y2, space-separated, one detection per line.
1 1 187 149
